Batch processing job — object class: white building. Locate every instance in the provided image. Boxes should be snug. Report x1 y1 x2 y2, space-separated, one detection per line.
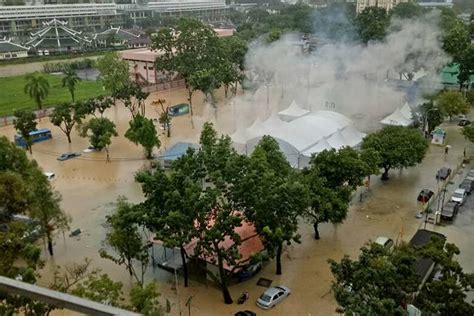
356 0 409 13
0 38 28 59
417 0 453 9
0 3 121 39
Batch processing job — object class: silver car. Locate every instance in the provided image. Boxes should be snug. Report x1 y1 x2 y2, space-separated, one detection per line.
256 285 291 309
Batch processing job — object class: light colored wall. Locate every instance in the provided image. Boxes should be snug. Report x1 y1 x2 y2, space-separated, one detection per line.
0 49 27 59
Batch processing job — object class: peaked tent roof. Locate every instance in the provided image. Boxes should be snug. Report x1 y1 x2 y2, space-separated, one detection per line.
0 38 29 52
380 102 413 126
93 26 141 41
26 19 91 50
278 100 310 121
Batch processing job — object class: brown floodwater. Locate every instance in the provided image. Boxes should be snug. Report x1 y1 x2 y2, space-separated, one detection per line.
1 88 473 316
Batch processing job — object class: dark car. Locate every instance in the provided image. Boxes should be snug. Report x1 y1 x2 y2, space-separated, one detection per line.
436 167 451 180
458 119 471 127
441 201 460 220
417 189 434 203
57 152 81 161
459 179 473 194
234 311 257 316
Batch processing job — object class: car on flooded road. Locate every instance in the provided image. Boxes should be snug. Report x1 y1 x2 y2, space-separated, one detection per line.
451 188 467 205
436 167 451 181
256 285 291 309
441 201 460 221
57 152 81 161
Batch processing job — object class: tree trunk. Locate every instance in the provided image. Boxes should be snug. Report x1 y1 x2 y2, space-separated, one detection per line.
313 222 320 240
47 233 53 256
66 132 72 144
381 167 390 180
188 89 194 116
180 246 189 288
224 85 228 98
127 259 134 276
167 122 171 137
28 144 33 155
215 243 232 304
276 243 282 275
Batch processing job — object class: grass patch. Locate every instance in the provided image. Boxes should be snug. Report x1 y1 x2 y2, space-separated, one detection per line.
0 73 108 117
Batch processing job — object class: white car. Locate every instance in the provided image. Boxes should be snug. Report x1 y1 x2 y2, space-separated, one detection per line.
374 236 394 249
256 285 291 309
43 172 55 181
451 188 467 205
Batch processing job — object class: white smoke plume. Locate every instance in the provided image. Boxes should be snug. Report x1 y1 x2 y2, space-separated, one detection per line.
206 11 450 136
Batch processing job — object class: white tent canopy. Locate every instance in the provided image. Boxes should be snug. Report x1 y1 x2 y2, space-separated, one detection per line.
278 100 310 122
230 110 366 168
380 102 413 126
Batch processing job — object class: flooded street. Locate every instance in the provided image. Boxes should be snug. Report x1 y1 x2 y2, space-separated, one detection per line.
1 87 473 316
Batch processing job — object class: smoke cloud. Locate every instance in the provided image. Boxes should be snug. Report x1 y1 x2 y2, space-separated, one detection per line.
200 10 450 137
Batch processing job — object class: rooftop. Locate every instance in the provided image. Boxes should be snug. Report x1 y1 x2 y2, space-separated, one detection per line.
0 38 28 53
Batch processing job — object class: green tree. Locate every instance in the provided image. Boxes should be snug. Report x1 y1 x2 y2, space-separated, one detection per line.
83 96 114 118
100 197 150 285
50 102 87 143
125 114 160 159
462 124 474 143
304 147 379 239
113 81 150 118
234 136 308 275
24 72 49 111
188 68 222 106
62 67 81 102
390 1 422 19
0 171 28 219
50 258 124 307
80 117 118 161
29 171 70 256
329 242 419 315
128 282 163 315
356 6 389 44
152 18 221 116
415 240 474 315
436 90 469 119
13 109 37 154
135 167 199 288
361 126 428 180
96 52 130 97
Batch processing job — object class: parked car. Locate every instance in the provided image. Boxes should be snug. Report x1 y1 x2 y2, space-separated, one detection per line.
57 152 81 161
459 179 473 194
417 189 434 203
468 169 474 177
450 188 467 205
234 311 257 316
441 201 460 220
436 167 451 180
458 119 471 126
43 172 55 181
256 285 291 310
374 236 394 249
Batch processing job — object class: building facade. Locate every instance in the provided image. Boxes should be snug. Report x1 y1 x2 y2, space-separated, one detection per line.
356 0 409 13
417 0 453 9
0 38 28 59
0 3 122 39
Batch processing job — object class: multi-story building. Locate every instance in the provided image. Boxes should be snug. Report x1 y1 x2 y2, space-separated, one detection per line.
417 0 453 9
356 0 409 13
118 0 228 24
0 3 122 39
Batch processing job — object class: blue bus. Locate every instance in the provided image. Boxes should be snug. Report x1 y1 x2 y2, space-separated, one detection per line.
14 128 52 148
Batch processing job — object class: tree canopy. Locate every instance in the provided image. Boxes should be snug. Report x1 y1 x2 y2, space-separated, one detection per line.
361 126 428 180
13 109 37 154
125 114 160 159
436 90 469 119
24 73 49 110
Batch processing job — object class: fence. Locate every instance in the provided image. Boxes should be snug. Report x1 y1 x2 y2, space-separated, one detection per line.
0 108 52 128
142 79 186 93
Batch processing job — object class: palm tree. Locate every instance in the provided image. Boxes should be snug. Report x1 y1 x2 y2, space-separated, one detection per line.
62 67 81 102
24 73 49 110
